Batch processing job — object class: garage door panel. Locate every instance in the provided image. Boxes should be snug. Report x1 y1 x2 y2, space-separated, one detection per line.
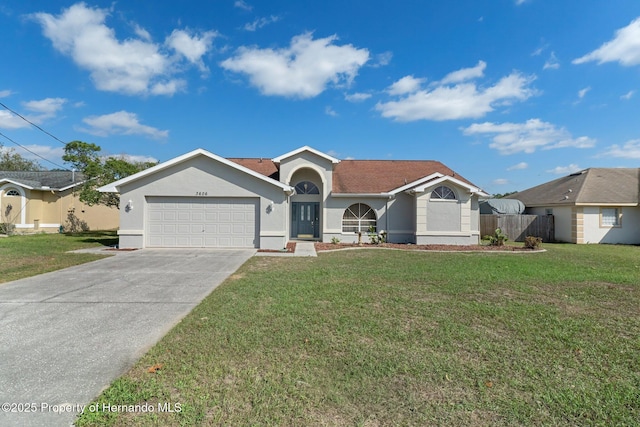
147 197 258 248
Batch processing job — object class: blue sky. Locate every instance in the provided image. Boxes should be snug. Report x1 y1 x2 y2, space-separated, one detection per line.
1 1 640 194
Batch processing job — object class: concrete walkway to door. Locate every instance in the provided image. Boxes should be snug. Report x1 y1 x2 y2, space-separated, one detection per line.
0 248 254 427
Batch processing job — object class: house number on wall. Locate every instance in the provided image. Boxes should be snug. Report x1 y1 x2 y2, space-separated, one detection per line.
195 192 208 196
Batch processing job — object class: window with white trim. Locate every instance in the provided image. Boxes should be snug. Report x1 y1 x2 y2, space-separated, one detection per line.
600 207 621 227
5 188 20 196
342 203 376 233
430 185 456 200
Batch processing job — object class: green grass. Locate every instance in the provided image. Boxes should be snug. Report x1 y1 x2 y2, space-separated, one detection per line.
0 231 116 284
75 244 640 426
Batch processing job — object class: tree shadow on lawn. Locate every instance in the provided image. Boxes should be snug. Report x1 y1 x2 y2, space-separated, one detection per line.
67 230 119 247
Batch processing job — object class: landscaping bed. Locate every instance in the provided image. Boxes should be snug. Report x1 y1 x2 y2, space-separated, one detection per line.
315 242 538 252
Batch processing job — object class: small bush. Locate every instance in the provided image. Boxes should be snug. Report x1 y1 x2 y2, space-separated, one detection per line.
524 235 543 249
484 228 508 246
65 209 90 233
368 225 386 245
331 237 341 244
0 222 15 235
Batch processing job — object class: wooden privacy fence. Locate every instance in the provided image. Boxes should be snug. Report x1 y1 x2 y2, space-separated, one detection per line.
480 214 555 243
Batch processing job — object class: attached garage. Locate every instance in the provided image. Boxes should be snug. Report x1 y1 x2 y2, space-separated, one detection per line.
98 149 294 250
147 196 258 248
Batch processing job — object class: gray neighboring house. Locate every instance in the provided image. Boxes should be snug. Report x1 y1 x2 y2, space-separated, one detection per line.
98 146 488 249
506 168 640 244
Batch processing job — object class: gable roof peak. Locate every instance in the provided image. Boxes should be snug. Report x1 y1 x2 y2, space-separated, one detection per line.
272 146 340 164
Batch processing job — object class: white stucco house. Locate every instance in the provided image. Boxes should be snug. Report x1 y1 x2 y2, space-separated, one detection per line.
507 168 640 244
98 146 488 249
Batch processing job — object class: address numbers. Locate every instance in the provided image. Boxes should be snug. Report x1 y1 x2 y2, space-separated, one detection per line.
195 192 208 196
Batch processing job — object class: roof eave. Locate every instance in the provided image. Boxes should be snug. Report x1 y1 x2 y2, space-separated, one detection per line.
0 179 35 190
97 148 294 194
331 192 394 198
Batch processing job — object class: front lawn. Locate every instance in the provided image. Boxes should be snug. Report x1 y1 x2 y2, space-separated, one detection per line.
77 244 640 426
0 231 117 284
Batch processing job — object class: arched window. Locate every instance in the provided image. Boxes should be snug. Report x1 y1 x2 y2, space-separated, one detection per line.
342 203 376 233
294 181 319 194
430 186 456 200
5 188 20 196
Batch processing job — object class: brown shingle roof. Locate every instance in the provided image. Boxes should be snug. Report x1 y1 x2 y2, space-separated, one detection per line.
228 158 279 180
332 160 470 193
507 168 640 206
230 157 477 194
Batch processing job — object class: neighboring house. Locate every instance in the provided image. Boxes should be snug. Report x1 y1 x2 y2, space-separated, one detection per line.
98 146 488 250
0 171 119 232
506 168 640 244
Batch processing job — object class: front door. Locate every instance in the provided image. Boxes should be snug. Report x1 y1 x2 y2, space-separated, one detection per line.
292 202 319 239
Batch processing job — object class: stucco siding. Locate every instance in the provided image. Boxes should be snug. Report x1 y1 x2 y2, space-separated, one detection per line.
323 197 389 243
582 206 640 244
414 185 479 245
117 156 287 249
1 186 118 232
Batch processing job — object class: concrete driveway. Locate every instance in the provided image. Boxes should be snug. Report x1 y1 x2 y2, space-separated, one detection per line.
0 248 255 427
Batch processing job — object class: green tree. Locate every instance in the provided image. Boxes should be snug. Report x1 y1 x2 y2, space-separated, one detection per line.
492 191 518 199
0 146 43 171
63 141 156 208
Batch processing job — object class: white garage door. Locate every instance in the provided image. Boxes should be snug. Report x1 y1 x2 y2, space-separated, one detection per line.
147 197 258 248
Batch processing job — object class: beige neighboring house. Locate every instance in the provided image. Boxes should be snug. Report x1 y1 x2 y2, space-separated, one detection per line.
507 168 640 244
0 171 119 233
99 146 489 250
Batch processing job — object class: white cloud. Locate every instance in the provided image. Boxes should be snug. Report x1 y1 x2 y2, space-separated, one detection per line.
462 118 596 155
372 51 393 68
345 92 371 102
0 97 67 129
387 75 426 95
377 66 535 122
440 60 486 84
578 86 591 99
7 144 66 164
0 110 29 129
243 15 280 32
220 32 369 99
599 139 640 159
31 3 216 96
531 45 546 56
325 106 338 117
111 153 159 164
0 90 12 98
132 24 151 42
165 29 218 73
22 97 66 118
573 17 640 66
543 52 560 69
621 90 634 100
493 178 509 185
546 164 582 175
507 162 528 171
78 111 169 139
234 0 252 11
515 0 528 5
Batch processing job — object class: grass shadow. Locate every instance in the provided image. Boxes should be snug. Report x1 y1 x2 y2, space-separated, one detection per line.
65 230 119 247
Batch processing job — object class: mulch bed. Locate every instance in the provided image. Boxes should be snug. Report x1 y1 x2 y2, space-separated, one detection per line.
315 242 539 252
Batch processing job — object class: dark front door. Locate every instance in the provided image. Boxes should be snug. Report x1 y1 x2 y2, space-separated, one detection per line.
292 202 319 238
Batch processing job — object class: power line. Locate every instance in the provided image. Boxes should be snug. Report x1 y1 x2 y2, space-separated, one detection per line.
0 132 69 170
0 101 68 146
